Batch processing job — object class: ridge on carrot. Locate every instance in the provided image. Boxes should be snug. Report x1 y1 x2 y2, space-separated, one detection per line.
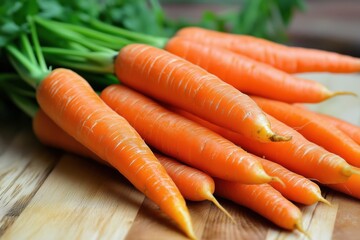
171 107 359 184
100 84 275 184
34 17 290 143
5 20 196 240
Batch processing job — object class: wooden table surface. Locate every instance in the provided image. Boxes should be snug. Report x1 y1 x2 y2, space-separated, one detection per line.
1 73 360 240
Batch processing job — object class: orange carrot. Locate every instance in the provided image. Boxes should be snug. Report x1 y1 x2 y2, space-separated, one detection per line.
329 175 360 199
175 27 360 73
252 96 360 168
256 157 329 205
33 109 232 220
100 84 274 184
114 43 288 143
36 68 195 239
153 153 233 220
215 179 305 232
165 37 343 103
311 111 360 146
171 107 358 184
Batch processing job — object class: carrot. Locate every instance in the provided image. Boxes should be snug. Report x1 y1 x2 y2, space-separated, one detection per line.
100 84 274 184
252 96 360 168
35 69 196 239
310 110 360 146
165 37 346 103
171 107 358 184
153 153 234 221
255 157 329 205
329 175 360 199
33 109 233 220
114 43 289 143
215 179 306 233
175 27 360 73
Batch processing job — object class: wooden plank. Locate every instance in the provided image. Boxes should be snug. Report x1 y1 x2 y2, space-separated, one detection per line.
0 129 58 236
2 155 145 240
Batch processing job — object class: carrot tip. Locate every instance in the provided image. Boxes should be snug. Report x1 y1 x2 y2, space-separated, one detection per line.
270 176 285 187
295 220 311 239
206 192 236 224
328 91 358 99
317 195 331 206
346 166 360 177
269 134 292 142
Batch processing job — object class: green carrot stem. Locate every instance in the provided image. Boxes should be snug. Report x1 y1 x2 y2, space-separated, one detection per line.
89 18 168 48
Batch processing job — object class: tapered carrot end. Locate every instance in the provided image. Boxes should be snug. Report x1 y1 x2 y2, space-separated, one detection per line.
345 166 360 177
295 220 311 239
327 90 358 99
270 176 286 187
318 195 331 206
269 134 292 142
206 192 236 224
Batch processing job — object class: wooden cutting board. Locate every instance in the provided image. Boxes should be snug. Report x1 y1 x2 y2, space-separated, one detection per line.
1 73 359 240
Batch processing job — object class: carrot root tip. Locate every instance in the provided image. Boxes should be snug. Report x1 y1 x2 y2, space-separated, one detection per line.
317 195 331 206
345 166 360 177
295 220 311 239
206 192 236 224
328 91 358 99
270 176 285 187
269 134 292 142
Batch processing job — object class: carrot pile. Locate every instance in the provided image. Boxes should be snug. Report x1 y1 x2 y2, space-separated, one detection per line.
3 14 360 240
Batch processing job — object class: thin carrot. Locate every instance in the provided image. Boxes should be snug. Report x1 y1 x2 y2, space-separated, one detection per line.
252 96 360 168
165 37 345 103
100 84 274 184
153 153 234 221
33 109 233 220
171 107 358 184
114 43 289 143
255 156 329 205
175 27 360 73
215 179 305 233
35 69 196 239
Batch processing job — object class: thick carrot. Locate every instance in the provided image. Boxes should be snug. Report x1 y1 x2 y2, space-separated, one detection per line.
114 43 288 143
165 37 344 103
175 27 360 73
311 111 360 146
36 69 195 239
329 175 360 199
171 107 358 184
100 84 274 184
252 96 360 168
215 179 305 232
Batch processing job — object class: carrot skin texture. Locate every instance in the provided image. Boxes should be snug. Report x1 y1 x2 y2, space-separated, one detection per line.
35 69 195 239
173 107 354 184
175 27 360 73
256 157 324 205
114 43 283 143
314 112 360 146
165 37 333 103
215 179 303 230
253 96 360 168
33 109 223 205
100 84 272 184
329 175 360 199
